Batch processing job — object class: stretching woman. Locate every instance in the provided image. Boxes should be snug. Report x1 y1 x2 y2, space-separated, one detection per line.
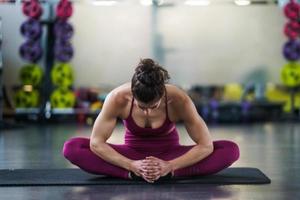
63 58 240 183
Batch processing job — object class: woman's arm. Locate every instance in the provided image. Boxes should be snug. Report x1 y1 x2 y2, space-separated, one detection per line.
89 91 133 171
169 91 214 171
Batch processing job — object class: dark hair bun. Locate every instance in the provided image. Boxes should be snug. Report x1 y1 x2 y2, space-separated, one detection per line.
135 58 169 87
131 58 170 103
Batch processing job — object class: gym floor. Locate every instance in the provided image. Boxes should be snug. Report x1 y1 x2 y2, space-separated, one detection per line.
0 122 299 200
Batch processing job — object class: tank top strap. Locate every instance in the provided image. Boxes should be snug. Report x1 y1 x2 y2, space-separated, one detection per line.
164 86 169 120
129 97 134 117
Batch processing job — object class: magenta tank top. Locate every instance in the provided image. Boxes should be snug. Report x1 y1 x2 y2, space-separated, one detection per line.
123 89 180 151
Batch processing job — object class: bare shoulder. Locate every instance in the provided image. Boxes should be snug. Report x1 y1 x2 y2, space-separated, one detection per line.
165 84 191 122
109 82 131 104
103 82 132 116
166 84 189 106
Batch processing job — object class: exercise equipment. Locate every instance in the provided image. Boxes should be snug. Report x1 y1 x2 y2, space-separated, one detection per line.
75 88 99 103
200 104 209 121
283 94 300 113
20 64 43 86
14 89 39 108
223 83 243 101
90 101 103 111
209 99 219 122
281 62 300 87
54 40 74 62
54 20 74 41
51 63 74 88
283 40 300 61
0 168 271 186
241 101 251 120
241 83 263 102
19 40 43 63
284 0 300 20
56 0 73 20
22 0 43 19
50 88 75 108
284 21 300 40
20 18 42 40
265 84 289 111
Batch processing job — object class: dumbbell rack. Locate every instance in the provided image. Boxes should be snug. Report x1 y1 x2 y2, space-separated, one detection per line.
13 1 101 123
14 2 56 122
285 86 300 120
281 1 300 120
41 7 55 122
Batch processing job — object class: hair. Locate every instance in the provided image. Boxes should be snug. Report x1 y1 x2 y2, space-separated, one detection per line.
131 58 170 103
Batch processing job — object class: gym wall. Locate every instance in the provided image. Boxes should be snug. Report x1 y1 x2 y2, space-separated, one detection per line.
157 5 286 87
1 3 285 89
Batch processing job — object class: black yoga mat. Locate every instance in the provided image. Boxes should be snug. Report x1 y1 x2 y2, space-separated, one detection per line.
0 167 271 186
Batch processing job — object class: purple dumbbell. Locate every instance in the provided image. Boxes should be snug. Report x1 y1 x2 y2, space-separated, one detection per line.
54 20 74 41
54 40 74 62
20 18 42 40
283 40 300 61
19 40 43 62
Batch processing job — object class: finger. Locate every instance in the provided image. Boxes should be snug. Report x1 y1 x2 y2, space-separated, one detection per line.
142 165 161 170
140 165 162 170
142 168 160 175
142 160 154 165
142 161 159 167
145 174 160 180
134 172 142 177
143 171 160 177
153 170 161 176
143 158 161 163
142 169 160 176
145 157 158 161
142 165 159 170
146 156 158 160
142 174 155 183
145 169 161 176
143 167 161 173
142 170 158 177
143 173 157 179
143 158 156 162
143 159 157 162
142 162 155 167
144 174 157 181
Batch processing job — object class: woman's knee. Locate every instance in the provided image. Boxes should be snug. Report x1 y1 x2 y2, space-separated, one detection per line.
62 137 89 160
214 140 240 162
224 140 240 162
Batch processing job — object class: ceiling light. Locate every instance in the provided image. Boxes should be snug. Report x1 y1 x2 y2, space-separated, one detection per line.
185 0 211 6
91 0 117 6
140 0 153 6
234 0 251 6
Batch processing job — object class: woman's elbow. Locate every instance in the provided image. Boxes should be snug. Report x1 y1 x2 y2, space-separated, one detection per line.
207 145 214 154
202 143 214 155
196 143 214 155
90 139 104 152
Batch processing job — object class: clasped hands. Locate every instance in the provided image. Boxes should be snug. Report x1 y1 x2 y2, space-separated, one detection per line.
130 156 174 183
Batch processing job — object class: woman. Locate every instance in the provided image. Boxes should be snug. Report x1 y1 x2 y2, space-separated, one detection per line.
63 58 240 183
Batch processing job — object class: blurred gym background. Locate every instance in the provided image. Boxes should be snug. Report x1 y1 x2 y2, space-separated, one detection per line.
1 0 299 126
1 1 300 199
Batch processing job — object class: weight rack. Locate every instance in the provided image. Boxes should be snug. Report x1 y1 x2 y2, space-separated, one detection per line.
11 0 101 123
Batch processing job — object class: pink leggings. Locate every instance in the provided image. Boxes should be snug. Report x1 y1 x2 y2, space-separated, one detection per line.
62 137 240 179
